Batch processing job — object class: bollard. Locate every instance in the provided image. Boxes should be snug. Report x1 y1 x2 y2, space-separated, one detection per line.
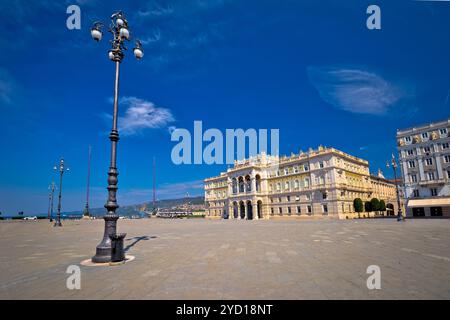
109 233 127 262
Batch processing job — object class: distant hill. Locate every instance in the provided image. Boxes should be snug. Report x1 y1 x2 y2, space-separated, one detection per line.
63 196 205 218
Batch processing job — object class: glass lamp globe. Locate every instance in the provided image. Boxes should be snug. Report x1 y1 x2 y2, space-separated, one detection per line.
91 28 102 41
119 27 130 40
108 51 115 60
116 18 124 27
133 48 144 60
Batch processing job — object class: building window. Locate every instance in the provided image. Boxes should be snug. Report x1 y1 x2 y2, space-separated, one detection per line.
427 172 435 180
270 197 273 203
440 128 447 135
408 160 415 168
294 166 299 173
411 174 417 183
271 207 274 215
407 149 414 156
442 143 449 150
423 146 431 153
447 170 450 179
284 168 289 175
322 192 327 200
288 207 292 215
294 180 299 189
278 197 282 203
307 205 312 214
285 181 290 190
297 206 301 214
306 193 311 200
304 165 309 171
317 176 325 185
287 195 291 202
319 161 324 168
405 136 411 142
304 179 310 187
431 188 438 196
412 207 425 217
276 183 281 192
278 207 282 215
422 132 428 139
295 195 300 202
425 158 433 166
413 189 420 197
444 155 450 163
322 204 328 214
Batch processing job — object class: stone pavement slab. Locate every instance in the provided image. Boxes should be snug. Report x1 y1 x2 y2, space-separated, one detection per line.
0 219 449 299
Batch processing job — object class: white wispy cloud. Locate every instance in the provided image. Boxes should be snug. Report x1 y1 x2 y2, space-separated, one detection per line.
307 66 405 115
134 1 231 72
140 29 162 45
138 3 174 17
115 97 174 136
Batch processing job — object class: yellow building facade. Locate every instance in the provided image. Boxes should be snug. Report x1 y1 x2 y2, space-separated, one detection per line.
204 146 398 220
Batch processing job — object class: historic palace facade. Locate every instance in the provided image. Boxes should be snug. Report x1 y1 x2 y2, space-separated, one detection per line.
397 118 450 217
204 146 398 220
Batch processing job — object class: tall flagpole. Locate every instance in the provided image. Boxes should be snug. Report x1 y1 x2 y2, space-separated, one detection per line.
83 145 92 218
152 156 156 214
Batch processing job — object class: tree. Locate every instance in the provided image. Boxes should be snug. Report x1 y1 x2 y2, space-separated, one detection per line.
379 200 386 212
370 198 380 212
353 198 364 213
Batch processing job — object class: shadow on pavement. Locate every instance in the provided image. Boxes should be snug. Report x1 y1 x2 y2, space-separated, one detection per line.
124 235 156 252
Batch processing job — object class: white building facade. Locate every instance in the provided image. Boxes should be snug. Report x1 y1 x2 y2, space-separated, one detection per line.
397 118 450 217
204 146 398 220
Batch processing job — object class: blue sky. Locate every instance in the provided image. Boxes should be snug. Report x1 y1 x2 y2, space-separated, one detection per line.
0 0 449 215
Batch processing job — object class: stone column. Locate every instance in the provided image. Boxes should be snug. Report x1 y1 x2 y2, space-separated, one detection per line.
435 155 444 179
417 158 425 181
244 204 248 220
228 203 234 220
253 203 259 220
251 170 256 193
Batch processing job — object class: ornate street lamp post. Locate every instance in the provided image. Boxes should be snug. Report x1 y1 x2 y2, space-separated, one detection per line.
90 11 143 263
386 154 404 222
48 181 56 222
54 158 69 227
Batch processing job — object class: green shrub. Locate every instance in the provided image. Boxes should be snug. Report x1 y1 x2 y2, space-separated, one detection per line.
353 198 364 213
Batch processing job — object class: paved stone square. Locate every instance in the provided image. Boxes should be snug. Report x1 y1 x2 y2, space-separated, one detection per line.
0 218 449 299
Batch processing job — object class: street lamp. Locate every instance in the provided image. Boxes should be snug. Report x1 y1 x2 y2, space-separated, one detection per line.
53 158 69 227
48 181 56 222
90 11 143 263
386 154 404 222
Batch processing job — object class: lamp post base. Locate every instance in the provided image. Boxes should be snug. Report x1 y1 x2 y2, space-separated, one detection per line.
92 245 113 263
83 210 91 220
91 214 118 263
